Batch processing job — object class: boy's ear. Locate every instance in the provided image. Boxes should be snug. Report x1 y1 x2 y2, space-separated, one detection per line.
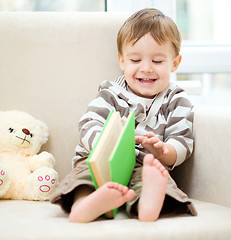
171 54 182 72
118 53 125 72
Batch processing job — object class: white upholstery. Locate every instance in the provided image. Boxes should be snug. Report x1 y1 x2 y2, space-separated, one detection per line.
1 200 231 240
0 12 231 240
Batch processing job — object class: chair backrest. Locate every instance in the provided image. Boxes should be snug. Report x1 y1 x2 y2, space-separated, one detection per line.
0 12 230 180
0 12 127 180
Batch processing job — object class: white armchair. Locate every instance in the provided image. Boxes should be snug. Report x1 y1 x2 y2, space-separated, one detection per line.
0 12 231 240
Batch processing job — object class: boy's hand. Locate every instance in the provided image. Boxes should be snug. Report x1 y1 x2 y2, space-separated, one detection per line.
135 132 169 160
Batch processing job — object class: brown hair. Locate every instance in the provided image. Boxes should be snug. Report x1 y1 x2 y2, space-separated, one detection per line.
117 8 181 56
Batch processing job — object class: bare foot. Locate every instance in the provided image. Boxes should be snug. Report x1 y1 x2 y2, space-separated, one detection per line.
138 154 169 222
69 182 135 223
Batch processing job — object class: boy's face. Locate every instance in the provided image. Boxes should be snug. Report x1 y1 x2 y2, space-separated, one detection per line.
118 33 181 99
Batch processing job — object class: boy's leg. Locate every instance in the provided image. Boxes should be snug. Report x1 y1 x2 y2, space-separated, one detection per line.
49 158 95 214
138 154 169 221
69 182 135 223
126 155 197 219
50 157 135 223
71 184 95 210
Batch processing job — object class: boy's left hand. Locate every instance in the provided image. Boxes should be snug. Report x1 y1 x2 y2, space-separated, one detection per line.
135 132 169 160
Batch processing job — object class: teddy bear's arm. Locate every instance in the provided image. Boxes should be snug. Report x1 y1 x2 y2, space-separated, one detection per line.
28 152 55 171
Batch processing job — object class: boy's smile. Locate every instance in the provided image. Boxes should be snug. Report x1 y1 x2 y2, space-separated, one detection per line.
118 33 181 99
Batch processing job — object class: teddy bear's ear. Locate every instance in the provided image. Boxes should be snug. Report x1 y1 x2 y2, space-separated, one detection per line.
37 120 49 145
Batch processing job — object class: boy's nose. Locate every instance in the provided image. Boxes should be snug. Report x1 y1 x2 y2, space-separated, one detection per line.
140 63 154 73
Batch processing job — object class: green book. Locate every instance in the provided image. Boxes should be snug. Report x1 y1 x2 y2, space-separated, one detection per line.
86 110 136 218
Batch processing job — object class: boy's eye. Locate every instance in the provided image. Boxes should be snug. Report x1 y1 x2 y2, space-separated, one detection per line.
130 59 140 63
153 60 163 64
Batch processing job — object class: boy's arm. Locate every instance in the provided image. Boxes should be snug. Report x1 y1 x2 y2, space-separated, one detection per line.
164 93 194 169
136 89 194 170
78 89 117 152
162 143 177 166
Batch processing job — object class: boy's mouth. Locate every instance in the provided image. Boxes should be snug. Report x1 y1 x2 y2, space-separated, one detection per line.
136 78 157 83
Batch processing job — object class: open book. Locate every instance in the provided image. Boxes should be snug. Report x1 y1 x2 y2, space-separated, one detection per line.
86 110 136 218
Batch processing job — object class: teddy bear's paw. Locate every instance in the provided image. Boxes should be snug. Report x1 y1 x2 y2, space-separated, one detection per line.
29 152 55 171
28 167 58 200
0 166 11 197
38 152 55 166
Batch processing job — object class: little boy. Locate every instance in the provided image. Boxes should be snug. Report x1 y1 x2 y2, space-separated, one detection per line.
50 8 197 222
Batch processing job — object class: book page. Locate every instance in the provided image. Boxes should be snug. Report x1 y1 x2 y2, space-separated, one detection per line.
89 112 123 187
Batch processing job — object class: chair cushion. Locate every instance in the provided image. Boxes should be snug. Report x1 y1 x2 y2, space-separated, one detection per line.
1 200 231 240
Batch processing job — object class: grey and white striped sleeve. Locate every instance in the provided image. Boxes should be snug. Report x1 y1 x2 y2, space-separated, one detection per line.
163 88 194 169
78 89 117 152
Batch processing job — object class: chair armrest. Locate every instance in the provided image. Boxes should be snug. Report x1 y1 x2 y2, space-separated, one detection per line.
172 105 231 208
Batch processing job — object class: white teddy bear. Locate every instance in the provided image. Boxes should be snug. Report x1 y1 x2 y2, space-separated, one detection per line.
0 110 58 200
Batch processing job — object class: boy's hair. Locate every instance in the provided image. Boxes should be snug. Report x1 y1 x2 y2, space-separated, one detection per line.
117 8 181 56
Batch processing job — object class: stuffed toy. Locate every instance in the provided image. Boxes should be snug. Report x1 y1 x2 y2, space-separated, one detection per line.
0 110 58 200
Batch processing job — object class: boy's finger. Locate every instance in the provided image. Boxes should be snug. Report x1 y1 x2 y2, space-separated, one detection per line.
146 132 155 137
148 137 159 144
135 136 145 142
163 148 169 155
153 141 163 148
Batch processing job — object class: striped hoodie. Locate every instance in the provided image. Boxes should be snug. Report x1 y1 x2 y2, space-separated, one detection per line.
73 75 194 170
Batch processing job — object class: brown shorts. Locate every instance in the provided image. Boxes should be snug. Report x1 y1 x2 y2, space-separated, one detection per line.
50 157 197 217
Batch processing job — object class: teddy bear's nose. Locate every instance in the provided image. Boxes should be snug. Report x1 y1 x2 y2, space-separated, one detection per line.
22 128 30 135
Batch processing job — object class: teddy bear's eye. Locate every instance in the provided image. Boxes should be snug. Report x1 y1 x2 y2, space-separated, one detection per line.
30 133 33 137
9 128 14 133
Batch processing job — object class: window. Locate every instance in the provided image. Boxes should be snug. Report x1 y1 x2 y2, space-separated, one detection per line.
176 0 231 43
0 0 106 11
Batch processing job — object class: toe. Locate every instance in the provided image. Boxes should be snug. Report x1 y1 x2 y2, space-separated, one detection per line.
143 154 155 166
153 158 161 168
117 183 123 191
106 182 115 188
159 165 166 172
121 185 129 195
125 189 135 201
154 158 165 169
162 169 169 177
